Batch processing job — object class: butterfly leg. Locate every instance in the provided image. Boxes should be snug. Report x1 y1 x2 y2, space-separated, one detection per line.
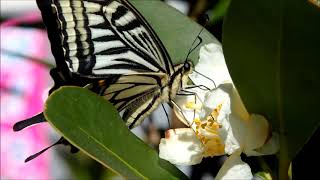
161 104 171 128
177 89 199 126
180 88 217 122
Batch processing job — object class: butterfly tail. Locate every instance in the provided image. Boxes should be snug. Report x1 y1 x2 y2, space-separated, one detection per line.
25 137 79 163
13 112 46 132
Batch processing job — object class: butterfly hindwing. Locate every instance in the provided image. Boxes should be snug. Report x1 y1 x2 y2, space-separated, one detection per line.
95 73 168 127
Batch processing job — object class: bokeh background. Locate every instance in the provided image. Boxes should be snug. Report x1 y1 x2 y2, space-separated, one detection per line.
1 0 228 179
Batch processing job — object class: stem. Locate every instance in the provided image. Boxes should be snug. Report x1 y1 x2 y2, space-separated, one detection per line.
277 0 290 177
278 135 290 180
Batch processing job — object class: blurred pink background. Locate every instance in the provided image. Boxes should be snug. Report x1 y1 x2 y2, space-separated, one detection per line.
1 12 53 179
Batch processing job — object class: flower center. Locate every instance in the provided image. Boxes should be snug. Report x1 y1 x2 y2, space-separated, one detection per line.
185 101 225 157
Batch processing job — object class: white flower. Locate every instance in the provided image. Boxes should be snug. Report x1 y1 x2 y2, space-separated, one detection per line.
159 44 279 180
189 43 232 89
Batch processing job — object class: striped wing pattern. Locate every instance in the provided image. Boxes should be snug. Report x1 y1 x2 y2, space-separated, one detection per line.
38 0 180 128
52 0 174 77
96 73 169 127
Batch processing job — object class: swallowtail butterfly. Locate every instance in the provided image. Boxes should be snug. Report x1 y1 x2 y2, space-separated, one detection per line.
45 0 194 128
14 0 208 162
15 0 195 131
14 0 202 161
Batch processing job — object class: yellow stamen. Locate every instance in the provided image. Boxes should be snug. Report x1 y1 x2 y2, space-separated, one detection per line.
191 104 226 157
185 101 202 110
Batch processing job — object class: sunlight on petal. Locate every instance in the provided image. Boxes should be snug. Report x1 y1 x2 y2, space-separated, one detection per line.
229 85 250 122
189 43 232 88
159 128 204 165
203 84 243 155
215 152 253 180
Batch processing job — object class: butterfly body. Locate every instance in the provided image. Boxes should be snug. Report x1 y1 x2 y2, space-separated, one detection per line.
96 61 192 127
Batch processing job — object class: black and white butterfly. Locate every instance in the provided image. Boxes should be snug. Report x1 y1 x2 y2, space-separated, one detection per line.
14 0 196 131
14 0 207 161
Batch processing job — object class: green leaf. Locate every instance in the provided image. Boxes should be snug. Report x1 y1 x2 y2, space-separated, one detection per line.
223 0 320 161
44 87 188 179
131 0 220 65
208 0 231 25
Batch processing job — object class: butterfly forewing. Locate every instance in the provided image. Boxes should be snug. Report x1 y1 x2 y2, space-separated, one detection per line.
51 0 173 77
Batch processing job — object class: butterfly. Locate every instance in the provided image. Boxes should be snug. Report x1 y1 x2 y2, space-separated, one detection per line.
14 0 204 162
14 0 195 132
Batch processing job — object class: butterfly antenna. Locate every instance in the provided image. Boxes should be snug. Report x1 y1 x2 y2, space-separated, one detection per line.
13 112 46 131
184 14 209 62
25 137 79 163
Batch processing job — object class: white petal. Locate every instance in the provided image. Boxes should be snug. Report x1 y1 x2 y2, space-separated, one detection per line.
216 152 253 180
203 84 231 121
173 87 207 126
228 85 250 122
189 43 232 89
244 114 270 152
159 128 204 165
245 132 280 156
203 84 245 154
223 115 245 155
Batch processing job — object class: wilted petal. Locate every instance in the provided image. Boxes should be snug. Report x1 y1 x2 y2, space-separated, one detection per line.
159 128 204 165
245 132 280 156
216 152 253 180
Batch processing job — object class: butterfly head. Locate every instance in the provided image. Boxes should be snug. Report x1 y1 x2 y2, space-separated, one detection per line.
182 61 193 75
180 60 193 86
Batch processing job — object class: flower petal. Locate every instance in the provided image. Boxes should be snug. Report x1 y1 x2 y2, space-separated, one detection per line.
244 114 270 152
245 132 280 156
159 128 204 165
173 87 207 126
215 152 253 180
203 84 244 154
189 43 232 89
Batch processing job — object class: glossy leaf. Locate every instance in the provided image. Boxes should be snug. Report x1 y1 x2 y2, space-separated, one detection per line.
131 0 220 65
223 0 320 161
44 87 188 179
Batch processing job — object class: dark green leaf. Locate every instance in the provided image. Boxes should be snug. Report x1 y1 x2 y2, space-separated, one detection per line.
208 0 231 25
45 87 188 179
223 0 320 160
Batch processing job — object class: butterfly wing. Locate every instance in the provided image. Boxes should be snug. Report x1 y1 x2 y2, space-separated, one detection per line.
94 73 169 128
37 0 177 127
37 0 174 78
